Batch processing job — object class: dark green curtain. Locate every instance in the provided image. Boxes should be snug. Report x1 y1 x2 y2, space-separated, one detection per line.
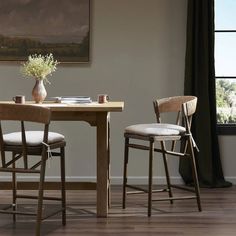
179 0 231 187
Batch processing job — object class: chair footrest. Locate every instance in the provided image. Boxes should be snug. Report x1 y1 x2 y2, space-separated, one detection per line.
16 194 62 201
126 184 169 194
152 196 197 201
0 167 40 173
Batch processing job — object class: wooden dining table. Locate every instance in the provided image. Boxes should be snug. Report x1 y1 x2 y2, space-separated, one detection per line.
0 101 124 217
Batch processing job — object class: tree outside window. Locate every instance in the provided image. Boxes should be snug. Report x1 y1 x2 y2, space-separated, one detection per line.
215 0 236 127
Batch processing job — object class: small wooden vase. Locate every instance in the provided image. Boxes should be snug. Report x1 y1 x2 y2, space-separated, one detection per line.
32 79 47 103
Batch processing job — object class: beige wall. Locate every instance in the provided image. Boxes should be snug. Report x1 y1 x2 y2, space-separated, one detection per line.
0 0 234 184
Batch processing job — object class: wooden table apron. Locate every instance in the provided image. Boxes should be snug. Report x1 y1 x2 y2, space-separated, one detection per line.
0 101 124 218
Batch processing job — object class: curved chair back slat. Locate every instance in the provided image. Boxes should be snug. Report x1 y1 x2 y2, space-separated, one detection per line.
0 104 51 124
182 97 198 117
153 96 197 125
154 96 197 114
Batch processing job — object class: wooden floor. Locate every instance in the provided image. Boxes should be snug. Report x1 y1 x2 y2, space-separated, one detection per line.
0 185 236 235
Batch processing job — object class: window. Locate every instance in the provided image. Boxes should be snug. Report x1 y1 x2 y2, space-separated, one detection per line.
215 0 236 134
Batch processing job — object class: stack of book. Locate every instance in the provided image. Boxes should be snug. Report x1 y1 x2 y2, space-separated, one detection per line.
53 96 92 104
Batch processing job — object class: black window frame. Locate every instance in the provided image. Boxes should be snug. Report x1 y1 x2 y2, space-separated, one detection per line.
215 28 236 135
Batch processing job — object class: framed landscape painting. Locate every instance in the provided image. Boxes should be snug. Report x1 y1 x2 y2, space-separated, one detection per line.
0 0 90 63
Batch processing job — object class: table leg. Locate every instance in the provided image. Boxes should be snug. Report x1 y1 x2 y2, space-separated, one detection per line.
108 114 111 208
96 112 109 217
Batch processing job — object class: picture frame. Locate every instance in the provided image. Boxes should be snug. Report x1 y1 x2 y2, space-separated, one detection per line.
0 0 90 63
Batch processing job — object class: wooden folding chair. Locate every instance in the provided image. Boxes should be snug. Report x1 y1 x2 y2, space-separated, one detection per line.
122 96 201 216
0 104 66 235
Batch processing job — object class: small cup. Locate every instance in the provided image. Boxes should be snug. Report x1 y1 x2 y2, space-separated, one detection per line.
12 95 25 104
98 94 109 104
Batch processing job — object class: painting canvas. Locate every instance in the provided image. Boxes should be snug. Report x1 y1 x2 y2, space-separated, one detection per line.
0 0 90 63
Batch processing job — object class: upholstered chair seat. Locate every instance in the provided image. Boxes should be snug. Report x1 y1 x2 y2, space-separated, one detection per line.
3 131 65 146
125 123 186 137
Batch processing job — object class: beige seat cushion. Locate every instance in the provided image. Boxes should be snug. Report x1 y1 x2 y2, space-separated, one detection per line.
3 131 65 146
125 123 186 136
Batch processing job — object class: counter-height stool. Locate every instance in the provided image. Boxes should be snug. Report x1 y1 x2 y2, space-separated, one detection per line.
122 96 201 216
0 104 66 235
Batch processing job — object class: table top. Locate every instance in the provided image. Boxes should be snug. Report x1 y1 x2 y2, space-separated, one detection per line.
0 101 124 112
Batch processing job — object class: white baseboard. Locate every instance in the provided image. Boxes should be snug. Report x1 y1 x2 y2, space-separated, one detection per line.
1 175 234 185
225 177 236 185
0 175 184 185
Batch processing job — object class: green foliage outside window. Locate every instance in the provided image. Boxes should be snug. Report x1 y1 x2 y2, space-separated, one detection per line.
216 80 236 124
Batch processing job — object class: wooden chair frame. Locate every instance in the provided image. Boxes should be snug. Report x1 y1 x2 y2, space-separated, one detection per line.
0 104 66 236
122 96 201 216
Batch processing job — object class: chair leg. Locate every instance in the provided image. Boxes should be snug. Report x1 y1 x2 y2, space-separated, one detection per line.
122 137 129 209
188 137 202 212
148 140 154 217
35 153 47 236
60 147 66 226
12 152 17 222
160 141 173 204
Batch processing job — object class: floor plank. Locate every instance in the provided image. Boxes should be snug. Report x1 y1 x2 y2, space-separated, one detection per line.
0 186 235 235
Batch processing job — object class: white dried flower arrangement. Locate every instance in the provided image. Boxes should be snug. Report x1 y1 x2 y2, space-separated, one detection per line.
21 53 59 84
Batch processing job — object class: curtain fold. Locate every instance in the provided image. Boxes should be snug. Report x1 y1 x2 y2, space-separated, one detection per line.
179 0 231 187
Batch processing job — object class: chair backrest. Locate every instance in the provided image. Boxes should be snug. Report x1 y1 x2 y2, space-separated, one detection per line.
153 96 197 128
153 96 197 152
0 104 51 169
0 104 51 124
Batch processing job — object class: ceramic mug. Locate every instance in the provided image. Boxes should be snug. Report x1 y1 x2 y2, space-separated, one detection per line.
12 95 25 104
98 94 109 104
